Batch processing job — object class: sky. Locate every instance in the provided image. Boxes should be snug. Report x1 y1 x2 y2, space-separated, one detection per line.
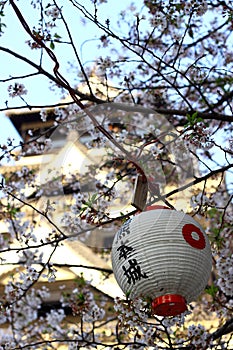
0 0 135 144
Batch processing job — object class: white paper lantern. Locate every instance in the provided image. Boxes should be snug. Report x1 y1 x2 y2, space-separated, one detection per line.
111 206 212 316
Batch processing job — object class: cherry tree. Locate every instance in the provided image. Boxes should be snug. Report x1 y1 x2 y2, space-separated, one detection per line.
0 0 233 349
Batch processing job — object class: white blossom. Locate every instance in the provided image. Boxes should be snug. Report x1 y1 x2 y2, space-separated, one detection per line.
40 109 47 122
216 253 233 296
8 83 27 98
45 6 60 19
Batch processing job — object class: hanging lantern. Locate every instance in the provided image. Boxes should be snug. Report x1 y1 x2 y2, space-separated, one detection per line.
111 206 212 316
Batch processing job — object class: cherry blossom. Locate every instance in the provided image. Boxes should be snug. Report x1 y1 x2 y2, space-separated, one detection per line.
0 0 232 349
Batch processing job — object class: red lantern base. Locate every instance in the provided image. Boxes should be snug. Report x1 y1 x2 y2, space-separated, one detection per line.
152 294 187 317
146 205 171 211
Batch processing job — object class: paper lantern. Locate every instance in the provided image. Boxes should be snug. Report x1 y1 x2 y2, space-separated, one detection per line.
111 206 212 316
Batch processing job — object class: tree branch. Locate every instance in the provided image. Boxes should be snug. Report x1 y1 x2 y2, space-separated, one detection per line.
1 261 113 275
0 46 103 104
163 163 233 201
211 317 233 340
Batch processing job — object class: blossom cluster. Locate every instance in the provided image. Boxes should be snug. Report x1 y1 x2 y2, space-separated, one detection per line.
45 5 60 20
114 297 157 346
187 323 212 348
114 296 149 327
216 253 233 296
182 122 213 150
7 83 27 98
113 297 194 347
61 278 106 323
